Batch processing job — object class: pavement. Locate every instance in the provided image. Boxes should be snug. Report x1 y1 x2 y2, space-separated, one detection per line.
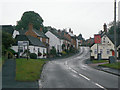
86 59 120 76
2 59 39 89
40 47 119 89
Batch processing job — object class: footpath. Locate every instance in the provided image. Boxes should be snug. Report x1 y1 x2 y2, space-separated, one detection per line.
86 59 120 76
2 59 38 89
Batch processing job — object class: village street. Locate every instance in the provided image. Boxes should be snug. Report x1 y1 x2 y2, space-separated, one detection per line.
40 47 119 89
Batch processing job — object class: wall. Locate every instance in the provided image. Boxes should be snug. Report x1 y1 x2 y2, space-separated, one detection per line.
45 31 62 52
11 45 47 58
91 35 114 59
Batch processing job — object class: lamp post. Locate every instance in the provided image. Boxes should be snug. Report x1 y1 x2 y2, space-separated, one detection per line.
114 0 117 60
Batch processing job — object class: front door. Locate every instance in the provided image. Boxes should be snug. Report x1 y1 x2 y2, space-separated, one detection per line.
119 48 120 59
112 51 115 56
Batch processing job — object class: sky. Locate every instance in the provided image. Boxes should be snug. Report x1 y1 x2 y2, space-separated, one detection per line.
0 0 120 39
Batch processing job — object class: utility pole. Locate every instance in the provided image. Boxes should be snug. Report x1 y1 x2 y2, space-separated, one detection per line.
114 0 117 60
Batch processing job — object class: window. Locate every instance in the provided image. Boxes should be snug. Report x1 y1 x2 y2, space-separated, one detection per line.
94 49 97 54
100 49 102 54
40 38 42 41
38 48 40 52
107 49 110 54
43 49 45 53
46 39 48 43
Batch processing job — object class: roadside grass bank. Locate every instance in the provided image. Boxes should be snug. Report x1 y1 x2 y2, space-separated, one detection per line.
16 58 48 82
91 60 109 64
99 62 120 70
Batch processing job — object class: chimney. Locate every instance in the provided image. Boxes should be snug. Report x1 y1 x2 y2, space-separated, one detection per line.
40 27 42 32
28 23 33 31
103 23 107 33
69 28 71 32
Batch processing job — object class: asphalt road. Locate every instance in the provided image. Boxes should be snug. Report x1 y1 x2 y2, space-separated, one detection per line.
40 47 119 89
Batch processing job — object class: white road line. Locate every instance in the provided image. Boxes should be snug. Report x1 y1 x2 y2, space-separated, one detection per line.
78 73 90 81
95 83 106 90
71 69 77 74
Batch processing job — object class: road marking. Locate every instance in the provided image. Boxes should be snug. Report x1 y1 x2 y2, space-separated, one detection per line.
78 73 90 81
71 69 77 74
95 83 106 90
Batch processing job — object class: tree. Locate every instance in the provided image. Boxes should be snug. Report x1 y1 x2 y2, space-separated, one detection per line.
108 21 120 35
16 11 44 30
2 32 15 57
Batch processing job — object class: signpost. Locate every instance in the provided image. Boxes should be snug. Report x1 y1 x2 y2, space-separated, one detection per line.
94 34 101 60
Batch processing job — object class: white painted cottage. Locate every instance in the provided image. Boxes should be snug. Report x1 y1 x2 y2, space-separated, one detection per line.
90 32 120 60
90 33 115 60
11 35 47 58
45 29 64 53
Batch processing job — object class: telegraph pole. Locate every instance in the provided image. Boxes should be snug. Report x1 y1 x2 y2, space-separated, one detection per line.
114 0 117 60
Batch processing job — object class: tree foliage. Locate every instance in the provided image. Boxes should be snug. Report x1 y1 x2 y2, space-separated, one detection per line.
108 21 120 35
16 11 44 30
2 32 15 55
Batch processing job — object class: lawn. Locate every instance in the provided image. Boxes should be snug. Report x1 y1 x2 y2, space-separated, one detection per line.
91 60 109 64
99 62 120 69
16 58 48 82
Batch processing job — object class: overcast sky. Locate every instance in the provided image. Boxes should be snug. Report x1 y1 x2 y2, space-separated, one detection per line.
0 0 120 39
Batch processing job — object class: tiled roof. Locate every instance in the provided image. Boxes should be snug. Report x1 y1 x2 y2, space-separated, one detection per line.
18 29 48 38
14 35 46 47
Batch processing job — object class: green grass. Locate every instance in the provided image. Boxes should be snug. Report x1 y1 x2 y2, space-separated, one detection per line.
99 62 120 69
16 58 48 82
92 60 109 64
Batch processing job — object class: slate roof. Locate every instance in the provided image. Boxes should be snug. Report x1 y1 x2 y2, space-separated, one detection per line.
49 29 71 41
0 25 14 35
14 35 46 47
33 29 48 38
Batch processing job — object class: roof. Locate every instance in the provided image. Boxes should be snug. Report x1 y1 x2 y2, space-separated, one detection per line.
18 29 48 38
0 25 14 35
33 29 48 38
14 35 46 47
48 29 71 41
90 33 120 47
77 34 84 40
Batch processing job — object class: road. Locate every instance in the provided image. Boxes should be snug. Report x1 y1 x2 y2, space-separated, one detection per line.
40 47 119 89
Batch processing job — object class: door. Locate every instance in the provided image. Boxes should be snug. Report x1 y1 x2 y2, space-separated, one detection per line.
118 48 120 59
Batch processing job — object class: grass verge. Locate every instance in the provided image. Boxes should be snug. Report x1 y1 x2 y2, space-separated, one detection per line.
91 60 108 64
16 58 48 82
99 62 120 69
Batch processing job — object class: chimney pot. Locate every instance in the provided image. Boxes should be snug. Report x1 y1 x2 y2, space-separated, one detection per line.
103 23 107 33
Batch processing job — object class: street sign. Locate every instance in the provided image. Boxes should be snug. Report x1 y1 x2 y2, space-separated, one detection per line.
94 34 101 44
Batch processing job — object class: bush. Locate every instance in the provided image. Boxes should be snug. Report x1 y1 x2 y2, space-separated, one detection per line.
61 51 67 55
30 53 37 59
50 46 56 57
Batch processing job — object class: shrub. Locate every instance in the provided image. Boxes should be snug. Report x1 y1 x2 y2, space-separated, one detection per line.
50 46 56 57
30 53 37 59
61 51 67 55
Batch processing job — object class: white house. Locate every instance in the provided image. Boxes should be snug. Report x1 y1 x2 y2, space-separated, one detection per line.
11 35 47 58
45 29 64 52
90 34 115 59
